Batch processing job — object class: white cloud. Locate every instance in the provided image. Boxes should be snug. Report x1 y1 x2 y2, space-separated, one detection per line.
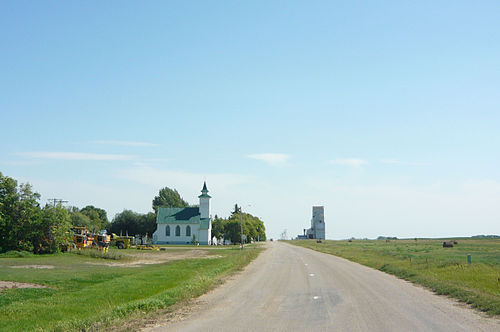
329 158 367 167
90 140 158 147
17 151 134 161
380 158 429 166
0 160 43 166
247 153 290 165
115 166 250 194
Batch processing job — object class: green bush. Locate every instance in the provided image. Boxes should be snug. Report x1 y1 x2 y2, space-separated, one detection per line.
0 250 35 258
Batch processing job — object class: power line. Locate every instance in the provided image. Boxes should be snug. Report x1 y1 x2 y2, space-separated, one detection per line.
47 198 68 207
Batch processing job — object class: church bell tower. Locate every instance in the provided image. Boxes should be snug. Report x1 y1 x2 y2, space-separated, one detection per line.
198 181 211 219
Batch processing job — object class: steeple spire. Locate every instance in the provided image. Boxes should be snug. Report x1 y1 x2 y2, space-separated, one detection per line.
199 181 210 198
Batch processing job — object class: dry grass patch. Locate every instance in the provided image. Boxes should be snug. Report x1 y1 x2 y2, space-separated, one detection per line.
0 281 49 289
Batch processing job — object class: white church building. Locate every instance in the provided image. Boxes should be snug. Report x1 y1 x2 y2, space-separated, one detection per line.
152 182 212 245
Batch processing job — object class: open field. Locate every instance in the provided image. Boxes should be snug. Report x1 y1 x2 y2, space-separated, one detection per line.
0 246 263 331
288 238 500 316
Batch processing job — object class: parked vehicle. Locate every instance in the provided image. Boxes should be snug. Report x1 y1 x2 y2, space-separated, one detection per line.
94 231 111 252
110 233 134 249
71 226 94 249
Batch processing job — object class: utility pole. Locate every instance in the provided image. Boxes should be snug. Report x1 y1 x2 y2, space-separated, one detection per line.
239 207 243 249
238 204 251 249
47 198 68 207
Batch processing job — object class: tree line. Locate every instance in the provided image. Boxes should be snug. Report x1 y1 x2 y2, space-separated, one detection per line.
0 172 162 254
0 172 266 254
0 173 178 254
212 204 266 243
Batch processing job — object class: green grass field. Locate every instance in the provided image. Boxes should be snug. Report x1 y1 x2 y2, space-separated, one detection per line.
288 238 500 315
0 246 262 331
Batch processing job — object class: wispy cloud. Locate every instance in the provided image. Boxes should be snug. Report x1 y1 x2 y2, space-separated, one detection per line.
17 151 134 161
329 158 367 167
114 166 250 192
247 153 290 166
380 158 429 166
0 160 43 166
90 140 158 147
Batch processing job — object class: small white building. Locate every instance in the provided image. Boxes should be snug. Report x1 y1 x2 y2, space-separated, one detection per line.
152 182 212 245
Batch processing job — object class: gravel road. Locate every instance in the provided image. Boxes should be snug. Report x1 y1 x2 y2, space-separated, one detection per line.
144 241 499 332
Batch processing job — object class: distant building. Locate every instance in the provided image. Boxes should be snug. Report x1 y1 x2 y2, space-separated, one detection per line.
298 206 325 240
152 182 212 245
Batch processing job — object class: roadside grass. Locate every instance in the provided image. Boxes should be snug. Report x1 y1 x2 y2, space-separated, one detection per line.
288 238 500 316
0 246 262 331
0 250 35 258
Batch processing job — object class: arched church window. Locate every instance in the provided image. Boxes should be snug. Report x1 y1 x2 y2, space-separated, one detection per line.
175 225 180 236
166 225 170 236
186 225 191 237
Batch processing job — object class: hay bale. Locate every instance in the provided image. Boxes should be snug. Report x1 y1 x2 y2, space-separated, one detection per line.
443 241 454 248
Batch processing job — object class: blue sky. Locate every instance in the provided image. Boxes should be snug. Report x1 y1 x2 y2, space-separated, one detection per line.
1 1 499 239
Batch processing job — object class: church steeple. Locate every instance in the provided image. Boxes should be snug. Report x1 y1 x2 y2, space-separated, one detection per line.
199 181 211 219
199 181 211 198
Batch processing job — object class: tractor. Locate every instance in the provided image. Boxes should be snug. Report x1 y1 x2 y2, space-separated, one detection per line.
71 226 94 249
110 233 134 249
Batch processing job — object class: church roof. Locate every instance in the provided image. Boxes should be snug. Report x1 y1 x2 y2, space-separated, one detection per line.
157 207 201 224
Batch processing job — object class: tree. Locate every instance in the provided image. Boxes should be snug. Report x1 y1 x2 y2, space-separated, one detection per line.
110 210 157 237
68 205 111 233
110 210 141 236
226 209 266 243
0 172 41 252
138 212 157 236
211 215 225 239
31 204 72 254
69 211 92 227
80 205 109 231
209 207 267 244
0 172 72 254
232 204 239 215
152 187 189 214
223 219 241 244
